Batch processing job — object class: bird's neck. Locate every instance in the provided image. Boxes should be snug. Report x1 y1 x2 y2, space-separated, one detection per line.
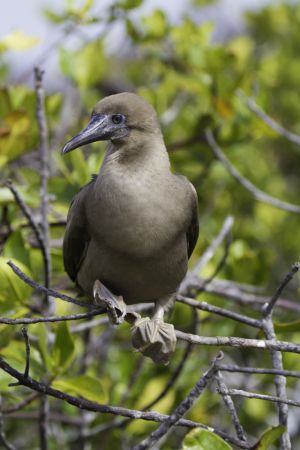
100 132 170 175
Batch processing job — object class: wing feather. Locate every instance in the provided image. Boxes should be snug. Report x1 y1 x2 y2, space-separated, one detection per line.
63 180 95 282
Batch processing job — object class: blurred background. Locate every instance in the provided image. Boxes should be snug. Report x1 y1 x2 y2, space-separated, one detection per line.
0 0 300 449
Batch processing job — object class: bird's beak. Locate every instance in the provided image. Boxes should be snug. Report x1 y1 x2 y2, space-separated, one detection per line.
61 114 109 154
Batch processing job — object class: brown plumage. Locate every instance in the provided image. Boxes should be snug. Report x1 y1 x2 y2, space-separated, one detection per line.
62 92 199 363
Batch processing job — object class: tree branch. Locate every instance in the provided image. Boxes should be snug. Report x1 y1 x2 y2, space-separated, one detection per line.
175 331 300 355
218 387 300 409
217 364 300 379
34 66 51 309
205 129 300 214
132 352 223 450
262 262 299 317
215 371 247 442
237 90 300 148
7 260 96 308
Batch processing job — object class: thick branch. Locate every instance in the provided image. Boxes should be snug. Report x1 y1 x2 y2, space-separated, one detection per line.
175 331 300 355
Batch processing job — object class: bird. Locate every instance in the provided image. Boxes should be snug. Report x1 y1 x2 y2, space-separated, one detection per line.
61 92 199 364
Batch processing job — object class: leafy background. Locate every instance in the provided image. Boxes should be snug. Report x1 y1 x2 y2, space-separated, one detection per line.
0 0 300 449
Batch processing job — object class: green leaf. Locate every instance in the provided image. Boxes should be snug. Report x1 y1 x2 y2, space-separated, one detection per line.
142 10 168 39
52 375 107 403
59 40 106 88
183 429 233 450
36 323 52 371
0 31 39 53
52 322 75 372
0 257 33 308
0 187 14 205
252 426 286 450
274 319 300 333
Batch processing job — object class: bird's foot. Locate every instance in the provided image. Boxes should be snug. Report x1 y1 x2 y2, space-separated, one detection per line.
131 317 176 365
93 280 127 325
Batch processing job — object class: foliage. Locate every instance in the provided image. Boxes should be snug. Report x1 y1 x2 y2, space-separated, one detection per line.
0 0 300 449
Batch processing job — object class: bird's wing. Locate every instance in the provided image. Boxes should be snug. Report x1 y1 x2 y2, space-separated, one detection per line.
174 175 199 258
186 182 199 258
63 178 96 282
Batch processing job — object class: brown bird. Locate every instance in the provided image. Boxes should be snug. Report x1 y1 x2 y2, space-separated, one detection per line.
62 92 199 364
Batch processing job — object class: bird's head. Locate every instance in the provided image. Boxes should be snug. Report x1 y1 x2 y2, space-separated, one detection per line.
61 92 160 154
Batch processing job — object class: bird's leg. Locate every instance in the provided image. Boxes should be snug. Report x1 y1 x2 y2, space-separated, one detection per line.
93 280 127 325
131 294 177 365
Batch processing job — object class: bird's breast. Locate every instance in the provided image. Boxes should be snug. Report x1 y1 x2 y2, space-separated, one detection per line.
87 167 189 258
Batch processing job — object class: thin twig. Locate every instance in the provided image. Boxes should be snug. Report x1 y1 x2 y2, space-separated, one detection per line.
198 227 232 293
0 357 250 449
205 129 300 214
7 260 94 308
0 310 105 325
132 352 223 450
237 90 300 148
263 262 300 317
2 393 40 415
34 66 51 308
9 327 30 387
215 371 247 442
217 364 300 379
5 182 51 297
218 387 300 409
0 397 16 450
177 295 262 329
39 396 49 450
196 275 300 312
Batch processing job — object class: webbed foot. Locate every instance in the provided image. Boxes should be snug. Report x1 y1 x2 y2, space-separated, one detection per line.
131 317 176 365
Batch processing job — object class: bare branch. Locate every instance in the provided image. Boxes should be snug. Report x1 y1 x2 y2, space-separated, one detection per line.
132 352 223 450
0 310 105 326
215 371 247 442
177 295 262 329
34 66 51 309
205 129 300 214
9 327 30 387
5 182 51 298
0 357 250 449
218 387 300 409
39 396 49 450
197 275 300 313
0 397 16 450
175 330 300 355
7 260 95 308
262 317 291 449
237 90 300 148
217 364 300 379
263 262 300 317
2 393 40 415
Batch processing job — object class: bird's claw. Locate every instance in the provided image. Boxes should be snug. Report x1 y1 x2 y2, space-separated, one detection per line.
131 317 177 365
93 280 127 325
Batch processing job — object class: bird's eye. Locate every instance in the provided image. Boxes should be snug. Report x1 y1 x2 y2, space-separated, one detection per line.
111 114 124 125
